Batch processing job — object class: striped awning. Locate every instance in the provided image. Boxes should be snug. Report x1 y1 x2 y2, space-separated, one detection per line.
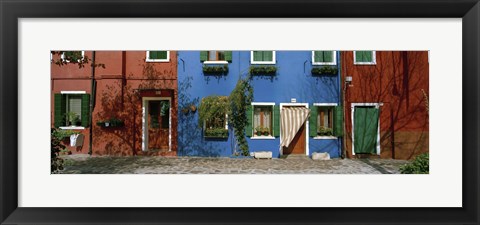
280 107 311 155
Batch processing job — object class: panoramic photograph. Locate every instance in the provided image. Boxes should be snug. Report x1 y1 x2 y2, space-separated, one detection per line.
50 50 429 174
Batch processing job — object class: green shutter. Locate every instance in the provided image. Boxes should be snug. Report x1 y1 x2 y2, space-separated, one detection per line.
149 51 157 59
245 105 253 137
158 51 167 60
200 51 208 62
224 51 232 62
54 94 66 127
356 51 364 62
253 51 262 62
273 105 280 137
333 105 344 137
314 51 322 63
81 94 90 127
264 51 273 61
309 106 318 137
364 51 372 62
323 51 333 62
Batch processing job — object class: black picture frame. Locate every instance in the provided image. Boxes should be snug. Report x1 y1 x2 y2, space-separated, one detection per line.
1 0 478 224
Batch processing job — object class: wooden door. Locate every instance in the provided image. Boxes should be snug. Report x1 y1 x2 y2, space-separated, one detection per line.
282 106 307 155
147 100 170 151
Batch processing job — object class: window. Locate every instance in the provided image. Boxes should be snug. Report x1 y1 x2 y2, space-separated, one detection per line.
312 51 336 65
354 51 376 65
61 51 84 63
200 51 232 64
309 104 343 138
54 92 90 128
253 105 273 137
316 106 334 136
146 51 170 62
204 114 228 138
251 51 276 64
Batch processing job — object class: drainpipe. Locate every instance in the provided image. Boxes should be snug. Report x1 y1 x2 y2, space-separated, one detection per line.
341 52 347 159
88 51 96 155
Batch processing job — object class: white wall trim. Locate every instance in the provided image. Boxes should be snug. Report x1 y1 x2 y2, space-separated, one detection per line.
59 126 85 130
279 103 309 156
313 103 338 106
311 50 337 65
353 50 377 65
251 102 275 106
60 51 85 63
145 51 170 62
250 51 276 65
351 103 382 156
60 91 86 94
313 136 338 140
142 97 172 152
203 61 229 65
250 136 276 140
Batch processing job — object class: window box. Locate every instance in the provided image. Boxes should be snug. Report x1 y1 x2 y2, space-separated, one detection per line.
97 118 124 128
202 64 229 75
249 66 278 75
311 66 338 75
204 128 229 139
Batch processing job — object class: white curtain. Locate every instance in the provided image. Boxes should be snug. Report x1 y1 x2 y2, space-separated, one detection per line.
280 107 311 155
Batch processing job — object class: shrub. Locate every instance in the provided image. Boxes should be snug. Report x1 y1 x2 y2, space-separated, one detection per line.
249 66 277 75
51 128 66 173
311 66 338 75
400 153 429 174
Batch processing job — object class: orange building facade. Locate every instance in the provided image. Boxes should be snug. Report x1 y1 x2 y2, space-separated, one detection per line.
341 51 429 159
51 51 178 156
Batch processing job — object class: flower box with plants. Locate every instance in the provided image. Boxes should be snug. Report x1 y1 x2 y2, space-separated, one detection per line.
204 128 229 139
249 66 277 75
65 112 81 127
317 126 333 136
255 126 271 136
311 66 338 75
96 118 124 128
202 65 229 75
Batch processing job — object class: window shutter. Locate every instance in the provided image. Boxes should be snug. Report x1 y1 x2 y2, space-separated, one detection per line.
273 105 280 137
253 51 262 62
149 51 157 59
54 94 66 127
158 51 167 59
264 51 273 61
333 105 344 137
314 51 322 62
355 51 364 62
363 51 372 62
200 51 208 62
81 94 90 127
309 106 318 137
245 105 253 137
224 51 232 62
324 51 333 62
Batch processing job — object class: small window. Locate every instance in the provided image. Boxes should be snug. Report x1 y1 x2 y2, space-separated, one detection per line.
354 51 376 65
251 51 276 64
61 51 85 63
317 106 334 137
204 115 228 138
54 93 90 128
253 105 273 137
201 51 232 64
208 51 225 61
312 51 336 65
146 51 170 62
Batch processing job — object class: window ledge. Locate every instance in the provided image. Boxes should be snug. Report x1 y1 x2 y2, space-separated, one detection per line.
354 62 376 65
146 59 169 63
59 126 85 130
203 61 229 65
312 62 337 66
313 136 338 140
251 61 276 65
251 136 276 140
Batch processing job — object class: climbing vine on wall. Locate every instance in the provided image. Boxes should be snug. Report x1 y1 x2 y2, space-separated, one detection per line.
229 75 254 156
198 95 230 128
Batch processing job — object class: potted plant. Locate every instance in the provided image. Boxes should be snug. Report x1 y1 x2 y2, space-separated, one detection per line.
65 112 79 127
262 127 270 136
255 126 263 136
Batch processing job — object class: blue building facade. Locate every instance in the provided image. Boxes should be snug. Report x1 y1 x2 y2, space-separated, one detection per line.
177 51 343 158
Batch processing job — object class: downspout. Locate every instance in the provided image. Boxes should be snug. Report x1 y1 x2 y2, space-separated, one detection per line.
341 51 347 159
88 51 96 155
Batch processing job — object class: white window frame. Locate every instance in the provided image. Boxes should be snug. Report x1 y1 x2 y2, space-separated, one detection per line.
353 50 376 65
203 114 229 137
203 51 229 65
146 51 170 62
312 51 337 65
250 102 276 140
313 103 338 140
59 91 87 130
61 51 85 63
250 51 276 65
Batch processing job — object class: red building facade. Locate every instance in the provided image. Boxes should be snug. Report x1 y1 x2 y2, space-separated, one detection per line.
51 51 178 156
341 51 429 159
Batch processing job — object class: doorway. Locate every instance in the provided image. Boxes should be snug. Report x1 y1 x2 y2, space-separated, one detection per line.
142 97 171 152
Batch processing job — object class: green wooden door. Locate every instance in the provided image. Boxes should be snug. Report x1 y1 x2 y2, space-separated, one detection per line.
354 107 379 154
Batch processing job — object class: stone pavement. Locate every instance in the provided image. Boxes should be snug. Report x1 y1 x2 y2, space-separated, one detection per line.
59 154 409 174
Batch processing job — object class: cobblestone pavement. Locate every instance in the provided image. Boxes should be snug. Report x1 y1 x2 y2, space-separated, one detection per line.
59 154 409 174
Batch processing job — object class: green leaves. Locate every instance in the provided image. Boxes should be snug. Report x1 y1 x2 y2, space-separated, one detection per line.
202 65 229 75
249 66 277 75
311 66 338 75
400 153 429 174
